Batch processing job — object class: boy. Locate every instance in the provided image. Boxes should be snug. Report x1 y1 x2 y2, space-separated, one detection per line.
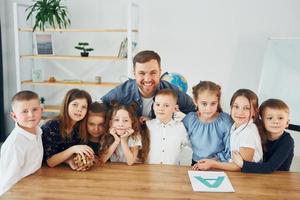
87 102 107 156
0 91 43 195
146 89 190 165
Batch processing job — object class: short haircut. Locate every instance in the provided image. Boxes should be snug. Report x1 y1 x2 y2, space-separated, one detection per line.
11 90 39 111
89 102 107 117
259 98 289 118
155 89 177 102
133 50 161 69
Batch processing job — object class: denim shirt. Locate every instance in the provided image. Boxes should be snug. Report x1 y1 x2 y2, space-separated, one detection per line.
101 79 196 117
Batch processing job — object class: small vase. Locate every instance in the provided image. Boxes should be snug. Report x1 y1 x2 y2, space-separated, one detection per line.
81 52 89 57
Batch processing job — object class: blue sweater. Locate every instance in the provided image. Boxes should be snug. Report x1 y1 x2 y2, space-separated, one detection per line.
242 131 294 173
183 112 232 162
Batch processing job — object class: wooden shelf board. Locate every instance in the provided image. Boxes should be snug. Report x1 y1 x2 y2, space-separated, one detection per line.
19 28 138 33
22 80 120 87
20 55 126 61
44 105 60 113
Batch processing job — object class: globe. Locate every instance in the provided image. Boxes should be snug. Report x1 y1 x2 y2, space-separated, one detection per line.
161 72 188 93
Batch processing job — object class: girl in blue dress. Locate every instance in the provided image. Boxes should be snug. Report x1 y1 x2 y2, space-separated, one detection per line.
183 81 232 168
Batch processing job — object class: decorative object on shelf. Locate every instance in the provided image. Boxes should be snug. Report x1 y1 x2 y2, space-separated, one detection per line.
48 76 56 82
73 153 94 171
25 0 71 32
117 37 137 58
32 68 43 82
40 97 45 108
161 72 188 93
35 33 53 55
75 42 94 57
95 76 102 83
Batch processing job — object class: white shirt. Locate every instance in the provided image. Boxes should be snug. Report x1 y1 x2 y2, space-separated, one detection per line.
147 119 190 165
230 120 263 162
110 135 142 163
0 123 43 195
142 97 154 118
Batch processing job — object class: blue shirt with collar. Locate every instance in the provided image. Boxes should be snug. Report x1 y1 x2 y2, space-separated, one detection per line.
101 79 196 117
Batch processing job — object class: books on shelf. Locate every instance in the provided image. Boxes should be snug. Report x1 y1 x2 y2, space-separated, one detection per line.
118 38 137 58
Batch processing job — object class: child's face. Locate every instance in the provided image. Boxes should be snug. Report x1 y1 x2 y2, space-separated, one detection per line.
68 98 88 123
11 99 43 133
231 96 255 127
153 94 178 123
194 90 219 121
111 109 132 136
262 108 289 139
87 115 105 138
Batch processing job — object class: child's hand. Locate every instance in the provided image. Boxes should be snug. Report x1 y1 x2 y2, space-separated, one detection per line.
192 159 217 171
71 145 95 159
109 127 120 141
121 127 134 138
232 151 244 168
65 156 88 171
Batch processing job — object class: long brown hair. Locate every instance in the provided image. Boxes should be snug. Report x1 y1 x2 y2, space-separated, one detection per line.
99 103 150 163
192 81 223 112
230 89 267 149
58 88 92 142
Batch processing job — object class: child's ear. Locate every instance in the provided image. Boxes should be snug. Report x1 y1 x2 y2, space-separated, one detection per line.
174 104 179 112
286 118 290 128
10 112 17 122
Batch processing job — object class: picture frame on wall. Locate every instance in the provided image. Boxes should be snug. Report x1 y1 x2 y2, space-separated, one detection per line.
35 33 54 55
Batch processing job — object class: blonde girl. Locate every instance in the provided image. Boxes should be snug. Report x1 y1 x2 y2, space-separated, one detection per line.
196 89 264 171
182 81 232 167
99 104 149 165
42 88 94 170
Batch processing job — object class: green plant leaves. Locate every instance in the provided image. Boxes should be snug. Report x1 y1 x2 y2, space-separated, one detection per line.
26 0 71 31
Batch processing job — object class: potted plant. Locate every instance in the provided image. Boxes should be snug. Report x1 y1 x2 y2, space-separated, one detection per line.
26 0 71 31
75 42 94 57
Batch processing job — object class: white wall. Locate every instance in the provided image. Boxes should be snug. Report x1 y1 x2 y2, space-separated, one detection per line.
2 0 300 156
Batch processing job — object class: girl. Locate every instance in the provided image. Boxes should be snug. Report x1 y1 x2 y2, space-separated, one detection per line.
99 104 148 165
195 89 264 171
87 102 107 156
232 98 294 173
182 81 232 167
42 88 94 171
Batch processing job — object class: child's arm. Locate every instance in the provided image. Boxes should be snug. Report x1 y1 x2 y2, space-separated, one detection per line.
120 128 140 165
239 147 255 162
100 128 121 163
194 159 241 171
233 135 294 173
0 144 24 195
46 145 94 168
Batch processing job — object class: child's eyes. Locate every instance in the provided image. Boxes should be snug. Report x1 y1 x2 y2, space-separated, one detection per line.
202 102 207 106
22 110 28 114
113 118 119 122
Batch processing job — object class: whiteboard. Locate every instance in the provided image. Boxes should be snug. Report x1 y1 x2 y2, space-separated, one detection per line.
258 38 300 126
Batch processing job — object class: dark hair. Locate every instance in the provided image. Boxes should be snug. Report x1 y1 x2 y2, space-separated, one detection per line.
99 103 150 163
133 50 161 70
11 90 39 110
155 88 177 102
89 102 107 118
192 81 223 112
259 98 289 117
59 88 92 142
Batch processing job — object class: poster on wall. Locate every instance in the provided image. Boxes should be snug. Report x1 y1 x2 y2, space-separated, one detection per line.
188 171 235 192
35 34 54 55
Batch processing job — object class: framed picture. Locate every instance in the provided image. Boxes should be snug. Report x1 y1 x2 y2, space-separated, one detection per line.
35 33 54 55
32 68 43 82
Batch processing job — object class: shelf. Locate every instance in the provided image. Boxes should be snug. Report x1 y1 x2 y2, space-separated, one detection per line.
19 28 139 33
44 105 60 113
20 55 126 61
22 80 120 87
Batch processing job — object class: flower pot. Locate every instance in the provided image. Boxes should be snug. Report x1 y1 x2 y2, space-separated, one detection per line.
81 52 89 57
